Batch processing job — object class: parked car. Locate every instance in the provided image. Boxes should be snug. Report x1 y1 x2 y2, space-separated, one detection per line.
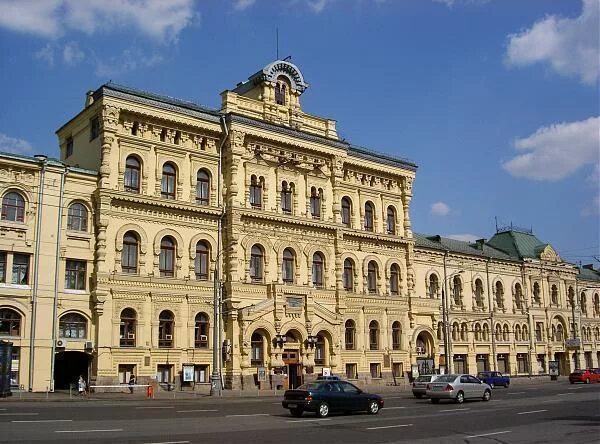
412 374 440 398
282 380 384 417
477 371 510 388
426 374 492 404
316 375 341 381
569 369 600 384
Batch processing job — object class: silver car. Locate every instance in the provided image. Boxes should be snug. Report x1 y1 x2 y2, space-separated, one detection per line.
412 374 440 398
426 374 492 404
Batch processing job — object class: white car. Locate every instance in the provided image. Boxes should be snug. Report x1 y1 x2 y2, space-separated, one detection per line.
426 374 492 404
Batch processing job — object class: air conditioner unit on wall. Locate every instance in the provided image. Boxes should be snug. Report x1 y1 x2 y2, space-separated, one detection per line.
56 339 67 348
127 333 135 339
165 334 173 340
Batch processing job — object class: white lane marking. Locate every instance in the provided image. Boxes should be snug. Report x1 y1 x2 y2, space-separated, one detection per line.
517 409 548 415
272 402 282 405
12 419 73 423
176 409 218 413
0 413 39 416
567 386 583 390
135 406 174 409
384 406 406 410
384 396 407 399
286 418 332 423
465 431 511 439
143 441 191 444
542 400 560 403
226 413 270 417
367 424 413 430
557 393 574 396
507 392 526 395
439 408 469 413
55 429 123 433
0 409 6 411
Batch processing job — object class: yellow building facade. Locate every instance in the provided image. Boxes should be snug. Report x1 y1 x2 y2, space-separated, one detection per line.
1 60 599 391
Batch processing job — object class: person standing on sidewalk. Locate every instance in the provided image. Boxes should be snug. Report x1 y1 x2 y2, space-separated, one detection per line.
128 375 136 394
78 376 86 396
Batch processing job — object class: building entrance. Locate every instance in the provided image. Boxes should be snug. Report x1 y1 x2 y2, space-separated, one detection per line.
283 348 302 389
54 351 90 390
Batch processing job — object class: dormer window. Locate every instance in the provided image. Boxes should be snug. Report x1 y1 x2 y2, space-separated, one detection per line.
275 76 289 105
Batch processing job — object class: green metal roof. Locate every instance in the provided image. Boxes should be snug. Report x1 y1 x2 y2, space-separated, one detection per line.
413 233 515 261
486 229 548 260
578 266 600 283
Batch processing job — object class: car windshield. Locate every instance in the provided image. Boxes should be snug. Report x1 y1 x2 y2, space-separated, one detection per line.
296 382 323 391
415 375 431 382
434 375 457 383
572 370 585 374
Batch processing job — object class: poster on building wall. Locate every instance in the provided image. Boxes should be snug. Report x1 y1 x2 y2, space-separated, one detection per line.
182 365 194 382
257 367 267 382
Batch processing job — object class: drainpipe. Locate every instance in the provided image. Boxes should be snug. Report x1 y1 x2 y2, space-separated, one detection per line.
28 155 47 391
521 263 534 377
210 115 229 396
442 251 450 372
49 167 67 391
486 258 497 371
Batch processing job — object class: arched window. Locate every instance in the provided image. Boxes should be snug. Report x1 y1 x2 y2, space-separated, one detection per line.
580 293 587 315
310 187 321 219
594 293 600 316
1 192 25 222
343 258 354 291
0 308 21 336
281 181 292 214
282 248 295 284
474 279 484 308
119 308 136 347
474 323 482 341
364 202 374 231
522 325 529 341
275 76 288 105
345 320 356 350
482 323 490 341
194 313 209 348
595 327 600 340
429 274 439 298
195 241 209 280
386 206 396 234
460 323 468 341
161 163 176 199
437 322 443 340
59 313 87 339
515 283 524 309
367 261 377 294
453 276 462 306
196 170 210 205
495 324 502 341
452 323 459 341
250 332 264 366
314 334 325 365
390 264 400 295
158 310 174 348
250 245 264 283
551 284 558 305
159 236 176 277
121 231 139 274
556 323 564 342
533 282 541 303
312 252 324 288
67 203 88 231
495 281 504 308
369 320 380 350
515 324 521 341
392 321 402 350
124 156 141 193
502 324 510 341
249 175 262 209
341 197 351 226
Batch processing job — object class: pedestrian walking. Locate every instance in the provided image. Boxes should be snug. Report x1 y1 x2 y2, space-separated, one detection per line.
128 374 136 394
78 376 86 396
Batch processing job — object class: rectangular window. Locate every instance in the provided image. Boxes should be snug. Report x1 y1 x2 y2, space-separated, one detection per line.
194 364 209 383
90 117 100 140
281 190 292 214
10 347 19 387
249 184 262 209
118 364 135 384
156 364 173 384
392 362 403 379
345 363 357 379
65 260 86 290
66 137 73 158
0 252 6 283
535 323 544 341
516 354 528 374
12 254 29 285
369 363 381 379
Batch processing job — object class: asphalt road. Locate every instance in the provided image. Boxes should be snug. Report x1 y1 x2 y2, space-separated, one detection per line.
1 381 599 443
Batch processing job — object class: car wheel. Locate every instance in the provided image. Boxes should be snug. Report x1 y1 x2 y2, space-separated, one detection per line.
290 408 303 417
490 382 494 388
431 398 440 404
504 383 509 388
586 378 590 384
482 389 491 402
455 391 465 404
414 393 423 399
368 400 380 415
317 402 330 418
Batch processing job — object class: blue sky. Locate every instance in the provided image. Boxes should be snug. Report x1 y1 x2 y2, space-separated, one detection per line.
0 0 598 264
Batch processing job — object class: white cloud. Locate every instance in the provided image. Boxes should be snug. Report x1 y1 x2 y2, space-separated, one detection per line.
0 133 34 155
233 0 255 10
62 41 85 65
447 234 481 242
307 0 330 13
34 43 55 66
0 0 196 42
505 0 599 85
431 202 451 216
432 0 490 7
94 49 164 78
502 116 600 181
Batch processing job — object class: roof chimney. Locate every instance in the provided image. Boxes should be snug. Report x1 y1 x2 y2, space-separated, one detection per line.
475 239 486 250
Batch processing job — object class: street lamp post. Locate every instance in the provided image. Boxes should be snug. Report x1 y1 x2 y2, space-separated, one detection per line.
442 252 463 374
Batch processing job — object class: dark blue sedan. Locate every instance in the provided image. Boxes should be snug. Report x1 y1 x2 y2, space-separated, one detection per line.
282 380 384 417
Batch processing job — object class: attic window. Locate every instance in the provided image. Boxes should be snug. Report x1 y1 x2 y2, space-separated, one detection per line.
66 137 73 158
275 76 289 105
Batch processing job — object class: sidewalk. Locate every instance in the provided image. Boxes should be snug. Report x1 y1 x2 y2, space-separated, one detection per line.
1 375 565 402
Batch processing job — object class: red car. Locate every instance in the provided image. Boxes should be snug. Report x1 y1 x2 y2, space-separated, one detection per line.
569 369 600 384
